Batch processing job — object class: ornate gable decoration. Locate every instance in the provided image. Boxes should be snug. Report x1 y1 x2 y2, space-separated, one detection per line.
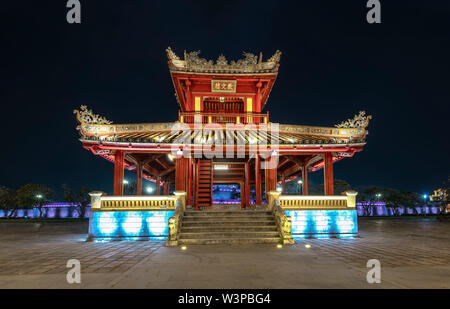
74 105 113 125
166 47 281 73
335 111 372 129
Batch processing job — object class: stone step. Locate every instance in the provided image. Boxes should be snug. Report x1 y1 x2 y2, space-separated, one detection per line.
182 217 276 223
183 215 274 220
184 211 271 216
178 237 281 245
181 226 278 233
182 220 276 227
179 231 280 239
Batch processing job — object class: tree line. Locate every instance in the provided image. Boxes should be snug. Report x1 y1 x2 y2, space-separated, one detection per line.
0 184 90 218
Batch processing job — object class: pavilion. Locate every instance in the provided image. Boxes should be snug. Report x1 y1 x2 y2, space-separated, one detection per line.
75 47 371 243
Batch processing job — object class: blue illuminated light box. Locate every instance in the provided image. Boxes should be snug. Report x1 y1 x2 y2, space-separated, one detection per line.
89 210 174 239
284 209 358 237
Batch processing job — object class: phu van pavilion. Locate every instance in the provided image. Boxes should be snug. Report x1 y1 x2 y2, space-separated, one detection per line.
74 47 371 244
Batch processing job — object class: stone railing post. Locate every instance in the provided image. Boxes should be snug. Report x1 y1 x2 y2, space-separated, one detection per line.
345 190 358 208
268 191 281 211
174 191 186 211
89 191 104 209
167 191 187 247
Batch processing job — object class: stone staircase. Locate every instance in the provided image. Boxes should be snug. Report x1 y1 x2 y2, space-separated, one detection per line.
178 210 281 245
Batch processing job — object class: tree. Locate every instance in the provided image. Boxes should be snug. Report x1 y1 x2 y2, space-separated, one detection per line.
124 181 137 195
357 186 386 216
0 186 17 218
63 185 91 218
385 189 406 216
309 179 352 196
16 184 53 219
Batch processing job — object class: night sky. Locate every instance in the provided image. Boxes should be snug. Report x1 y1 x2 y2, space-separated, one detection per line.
1 1 449 197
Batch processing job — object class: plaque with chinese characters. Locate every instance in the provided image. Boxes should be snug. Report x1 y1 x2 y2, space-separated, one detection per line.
211 79 237 93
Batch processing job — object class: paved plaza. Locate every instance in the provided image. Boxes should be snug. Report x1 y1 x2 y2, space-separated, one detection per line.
0 218 448 288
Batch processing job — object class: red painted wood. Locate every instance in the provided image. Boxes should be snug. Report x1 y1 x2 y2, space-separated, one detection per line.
255 156 262 205
175 156 185 191
186 157 192 206
193 160 197 209
324 153 334 195
113 150 124 195
136 161 143 195
302 165 309 195
155 176 161 195
244 162 251 207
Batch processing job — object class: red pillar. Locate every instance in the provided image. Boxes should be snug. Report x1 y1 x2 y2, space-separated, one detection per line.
136 161 143 195
244 162 251 207
281 173 286 194
255 156 262 205
266 158 277 196
155 176 161 195
186 157 192 206
163 181 169 195
240 181 245 209
192 159 197 208
113 150 125 195
302 165 309 195
324 153 334 195
175 155 185 191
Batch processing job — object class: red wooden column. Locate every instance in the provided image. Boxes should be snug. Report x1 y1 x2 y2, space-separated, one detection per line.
136 160 143 195
265 158 277 197
244 162 251 207
240 181 245 209
324 152 334 195
155 176 161 195
186 157 192 206
163 181 169 195
281 173 286 194
175 153 185 191
255 156 262 205
192 159 197 208
302 165 309 195
113 150 125 195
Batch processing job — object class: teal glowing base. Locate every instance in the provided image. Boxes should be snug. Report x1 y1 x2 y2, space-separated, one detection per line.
284 209 358 237
89 210 174 239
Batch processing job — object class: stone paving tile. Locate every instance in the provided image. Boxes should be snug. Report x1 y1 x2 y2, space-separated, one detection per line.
0 226 164 275
0 218 449 283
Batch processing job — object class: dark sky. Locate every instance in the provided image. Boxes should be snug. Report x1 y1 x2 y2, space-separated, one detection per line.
1 1 449 197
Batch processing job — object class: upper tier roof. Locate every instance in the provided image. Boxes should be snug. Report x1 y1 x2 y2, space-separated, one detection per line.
166 47 282 74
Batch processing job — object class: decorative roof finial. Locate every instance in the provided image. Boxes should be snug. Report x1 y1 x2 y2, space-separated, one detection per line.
74 105 113 125
335 111 372 129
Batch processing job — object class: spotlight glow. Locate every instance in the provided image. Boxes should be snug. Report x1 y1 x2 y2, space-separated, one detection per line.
305 244 311 248
214 165 228 170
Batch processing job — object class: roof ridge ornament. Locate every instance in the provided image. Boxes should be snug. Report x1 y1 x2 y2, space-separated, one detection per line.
166 47 282 73
335 111 372 129
74 105 113 125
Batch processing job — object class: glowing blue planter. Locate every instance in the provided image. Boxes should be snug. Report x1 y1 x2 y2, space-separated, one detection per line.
89 210 174 239
284 209 358 237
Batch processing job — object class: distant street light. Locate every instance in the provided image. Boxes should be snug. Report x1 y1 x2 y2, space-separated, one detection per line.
423 194 428 199
36 194 43 199
147 187 153 193
298 179 303 194
123 179 129 185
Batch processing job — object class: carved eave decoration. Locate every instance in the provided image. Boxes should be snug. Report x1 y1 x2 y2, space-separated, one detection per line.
74 105 113 125
335 111 372 129
166 47 282 73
